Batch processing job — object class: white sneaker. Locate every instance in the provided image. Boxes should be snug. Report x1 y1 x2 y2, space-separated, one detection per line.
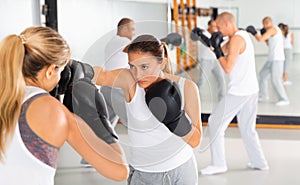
247 163 269 171
276 100 290 106
283 81 292 86
201 165 228 175
258 96 269 102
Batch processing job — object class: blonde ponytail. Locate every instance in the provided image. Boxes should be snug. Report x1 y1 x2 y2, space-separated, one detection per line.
0 35 26 161
1 26 70 161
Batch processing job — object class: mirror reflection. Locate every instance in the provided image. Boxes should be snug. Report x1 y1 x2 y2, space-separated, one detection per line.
1 0 298 119
58 0 300 119
169 1 300 118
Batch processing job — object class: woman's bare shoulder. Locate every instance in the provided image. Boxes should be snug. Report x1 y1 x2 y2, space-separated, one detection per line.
27 95 69 147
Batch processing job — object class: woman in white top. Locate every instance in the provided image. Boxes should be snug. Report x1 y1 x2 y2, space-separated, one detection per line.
0 26 128 185
93 34 202 185
279 24 294 85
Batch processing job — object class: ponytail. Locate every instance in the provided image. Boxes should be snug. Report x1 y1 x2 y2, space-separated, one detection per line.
0 35 26 161
0 26 70 161
161 42 174 74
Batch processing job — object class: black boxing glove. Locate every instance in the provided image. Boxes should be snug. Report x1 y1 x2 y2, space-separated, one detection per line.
160 32 182 46
71 78 118 144
246 25 257 36
57 65 72 95
63 60 118 144
50 64 72 98
190 27 211 47
63 60 95 111
49 86 59 98
260 28 266 35
210 32 224 59
145 79 192 137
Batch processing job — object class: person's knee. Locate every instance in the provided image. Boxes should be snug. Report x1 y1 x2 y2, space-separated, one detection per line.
259 71 265 78
208 115 222 131
271 74 280 85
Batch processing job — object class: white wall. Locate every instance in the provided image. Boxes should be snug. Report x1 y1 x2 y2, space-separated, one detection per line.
196 0 299 27
0 0 168 66
57 0 113 64
1 0 299 56
3 0 299 58
0 0 39 41
58 0 168 67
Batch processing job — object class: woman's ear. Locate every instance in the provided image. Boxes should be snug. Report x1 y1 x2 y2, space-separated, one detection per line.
45 64 57 79
160 58 167 71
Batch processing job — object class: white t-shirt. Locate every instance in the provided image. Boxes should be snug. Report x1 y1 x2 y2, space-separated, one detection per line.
126 78 193 172
227 30 259 96
104 35 130 70
268 26 285 61
283 32 293 49
0 86 56 185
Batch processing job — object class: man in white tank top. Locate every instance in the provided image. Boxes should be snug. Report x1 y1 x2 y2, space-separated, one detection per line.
102 18 135 127
197 20 225 102
201 12 269 175
247 17 289 106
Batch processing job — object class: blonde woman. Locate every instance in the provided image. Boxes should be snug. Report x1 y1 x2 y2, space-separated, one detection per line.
0 26 128 185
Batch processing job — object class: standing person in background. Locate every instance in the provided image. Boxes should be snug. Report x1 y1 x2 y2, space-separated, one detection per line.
199 12 268 175
278 23 285 30
246 17 289 106
0 26 129 185
279 24 294 85
102 17 135 127
196 19 225 102
105 18 135 71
